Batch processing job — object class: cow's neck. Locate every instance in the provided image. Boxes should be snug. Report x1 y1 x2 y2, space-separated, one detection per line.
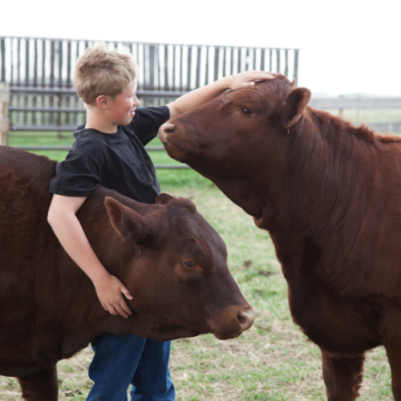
264 109 393 285
53 191 159 359
212 110 382 260
288 110 379 227
267 112 370 237
57 190 149 328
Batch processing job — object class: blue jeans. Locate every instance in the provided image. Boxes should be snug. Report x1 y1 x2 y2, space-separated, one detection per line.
86 333 175 401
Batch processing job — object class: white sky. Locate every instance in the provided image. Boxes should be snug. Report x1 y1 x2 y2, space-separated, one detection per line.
2 0 400 96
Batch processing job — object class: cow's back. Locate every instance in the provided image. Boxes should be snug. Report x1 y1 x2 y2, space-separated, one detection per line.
0 147 59 367
0 147 57 267
0 146 56 246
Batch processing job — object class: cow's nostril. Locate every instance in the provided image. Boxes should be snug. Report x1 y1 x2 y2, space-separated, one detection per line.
159 123 177 144
164 124 176 134
237 312 247 325
237 308 255 330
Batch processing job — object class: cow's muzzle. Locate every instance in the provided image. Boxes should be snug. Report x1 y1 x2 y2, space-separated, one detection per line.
237 308 255 331
158 123 176 144
209 305 255 340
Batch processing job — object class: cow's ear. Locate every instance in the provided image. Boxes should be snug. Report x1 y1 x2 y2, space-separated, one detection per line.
284 87 311 129
156 193 174 205
104 197 145 242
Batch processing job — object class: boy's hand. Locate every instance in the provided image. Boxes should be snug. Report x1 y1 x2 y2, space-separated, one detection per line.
93 273 133 318
226 71 276 91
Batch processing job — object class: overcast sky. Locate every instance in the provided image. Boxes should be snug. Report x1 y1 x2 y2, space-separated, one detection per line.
2 0 400 96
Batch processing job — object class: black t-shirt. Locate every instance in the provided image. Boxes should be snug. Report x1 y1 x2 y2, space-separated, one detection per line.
49 106 170 204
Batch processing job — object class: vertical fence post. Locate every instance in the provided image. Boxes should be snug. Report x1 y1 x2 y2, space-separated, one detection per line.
338 94 344 118
0 82 9 146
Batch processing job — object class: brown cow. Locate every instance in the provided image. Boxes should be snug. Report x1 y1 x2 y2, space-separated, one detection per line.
159 75 401 400
0 146 254 401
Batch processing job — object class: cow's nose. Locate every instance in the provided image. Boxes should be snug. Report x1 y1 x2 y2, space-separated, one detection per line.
158 123 176 143
163 123 176 134
237 307 255 332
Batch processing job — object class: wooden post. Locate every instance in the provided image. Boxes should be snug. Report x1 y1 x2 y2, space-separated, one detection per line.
0 82 10 146
338 94 344 118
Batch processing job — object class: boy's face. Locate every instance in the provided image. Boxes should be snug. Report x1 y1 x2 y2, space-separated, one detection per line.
108 80 140 126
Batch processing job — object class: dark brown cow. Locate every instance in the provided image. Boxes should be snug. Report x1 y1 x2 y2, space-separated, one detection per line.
0 146 254 401
159 75 401 400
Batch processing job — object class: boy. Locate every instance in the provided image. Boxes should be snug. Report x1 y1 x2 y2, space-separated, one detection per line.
47 43 272 401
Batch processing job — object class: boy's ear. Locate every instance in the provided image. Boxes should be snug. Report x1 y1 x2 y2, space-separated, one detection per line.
104 197 146 242
96 95 110 110
283 87 311 129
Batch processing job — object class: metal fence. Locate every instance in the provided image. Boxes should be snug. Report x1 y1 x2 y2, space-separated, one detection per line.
0 36 300 168
0 36 300 131
309 97 401 133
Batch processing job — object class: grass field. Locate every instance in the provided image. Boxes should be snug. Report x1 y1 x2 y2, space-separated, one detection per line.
1 123 399 400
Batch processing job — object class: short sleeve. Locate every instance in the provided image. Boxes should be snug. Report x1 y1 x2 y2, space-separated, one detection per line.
129 106 170 145
49 150 102 197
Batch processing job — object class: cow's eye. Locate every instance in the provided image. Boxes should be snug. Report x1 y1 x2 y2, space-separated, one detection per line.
242 108 252 115
183 260 197 270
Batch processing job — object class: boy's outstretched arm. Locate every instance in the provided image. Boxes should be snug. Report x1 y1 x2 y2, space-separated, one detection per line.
48 194 133 318
167 71 275 118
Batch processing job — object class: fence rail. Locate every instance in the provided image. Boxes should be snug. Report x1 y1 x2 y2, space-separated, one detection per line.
309 97 401 109
309 96 401 133
366 122 401 132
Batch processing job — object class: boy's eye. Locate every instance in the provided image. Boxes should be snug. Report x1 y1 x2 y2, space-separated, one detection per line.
242 108 252 115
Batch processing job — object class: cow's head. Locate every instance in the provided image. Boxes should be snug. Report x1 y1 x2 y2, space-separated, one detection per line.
103 194 254 341
158 75 312 224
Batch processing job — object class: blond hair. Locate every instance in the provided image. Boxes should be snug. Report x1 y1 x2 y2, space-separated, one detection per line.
73 43 139 105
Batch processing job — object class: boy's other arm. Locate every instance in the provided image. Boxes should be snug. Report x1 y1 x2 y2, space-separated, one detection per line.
167 71 275 119
48 194 133 318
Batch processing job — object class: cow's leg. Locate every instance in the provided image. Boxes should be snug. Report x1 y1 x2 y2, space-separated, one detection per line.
18 367 58 401
321 349 365 401
384 341 401 400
